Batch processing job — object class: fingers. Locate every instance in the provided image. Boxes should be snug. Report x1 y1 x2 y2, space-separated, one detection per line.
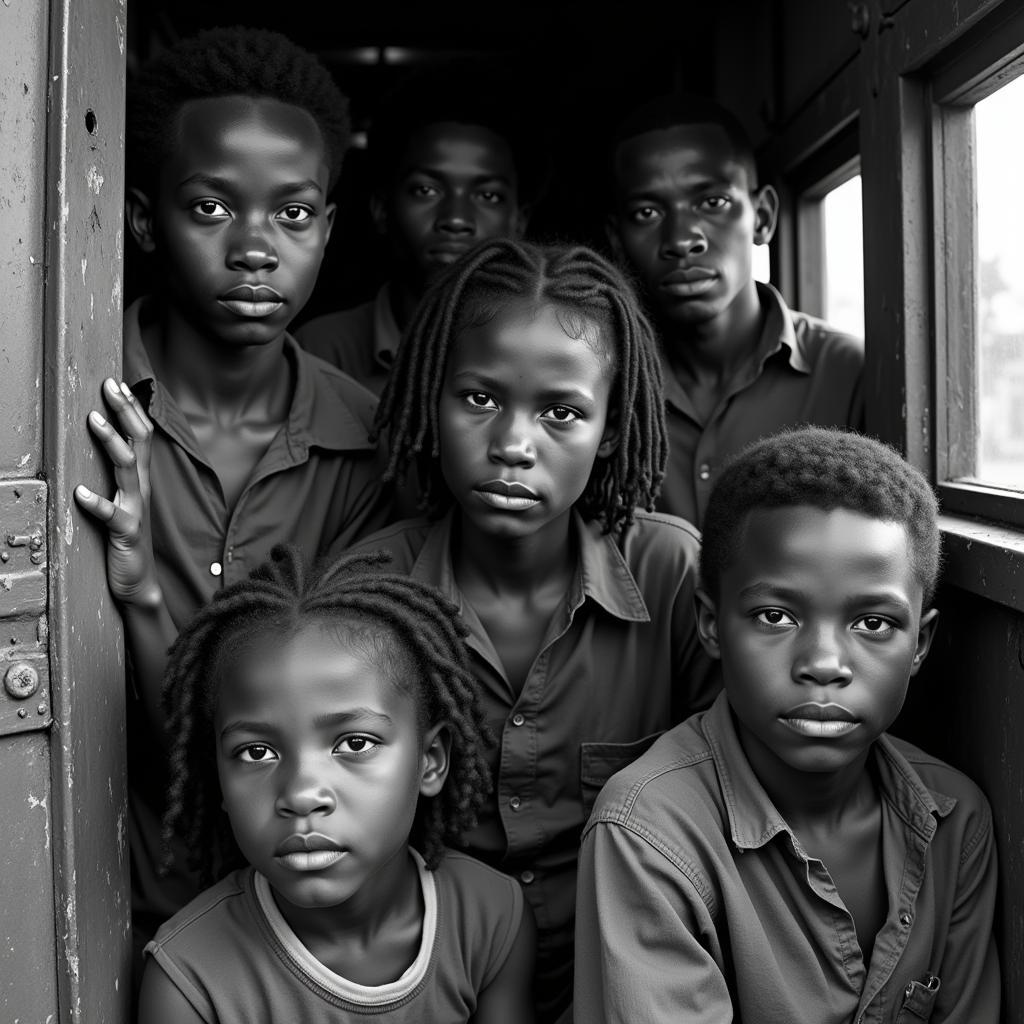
74 483 141 539
101 377 154 448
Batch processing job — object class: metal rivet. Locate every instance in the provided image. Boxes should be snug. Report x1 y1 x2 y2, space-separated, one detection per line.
0 553 8 563
4 662 39 700
37 703 46 715
17 708 27 718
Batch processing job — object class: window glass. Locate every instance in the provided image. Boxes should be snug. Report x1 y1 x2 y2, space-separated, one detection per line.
753 243 771 284
822 174 864 338
975 75 1024 489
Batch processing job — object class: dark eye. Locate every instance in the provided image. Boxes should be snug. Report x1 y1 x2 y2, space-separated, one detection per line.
410 183 439 198
465 392 497 410
335 735 379 755
701 195 732 211
477 190 506 205
193 199 229 219
755 608 795 627
629 205 660 224
238 743 277 763
853 615 895 637
277 204 312 224
543 405 580 423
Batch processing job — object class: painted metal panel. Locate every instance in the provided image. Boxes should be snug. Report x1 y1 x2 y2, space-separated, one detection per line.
44 0 131 1021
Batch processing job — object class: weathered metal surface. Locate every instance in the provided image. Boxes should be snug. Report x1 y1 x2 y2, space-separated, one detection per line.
44 0 132 1021
0 732 59 1019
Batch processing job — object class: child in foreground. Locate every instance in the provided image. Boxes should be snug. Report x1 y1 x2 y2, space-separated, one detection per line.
341 237 720 1021
574 426 999 1023
138 545 535 1023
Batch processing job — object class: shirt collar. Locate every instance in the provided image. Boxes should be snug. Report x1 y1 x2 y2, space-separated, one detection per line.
122 296 374 453
372 283 401 370
702 692 956 854
753 281 812 374
408 509 650 623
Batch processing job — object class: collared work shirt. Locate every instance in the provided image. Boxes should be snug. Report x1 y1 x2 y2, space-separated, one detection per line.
658 282 865 527
343 509 721 1018
123 298 392 926
296 283 399 396
575 693 1000 1024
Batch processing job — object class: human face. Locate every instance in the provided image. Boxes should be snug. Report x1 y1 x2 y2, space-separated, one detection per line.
379 121 522 290
696 506 938 783
128 95 335 349
610 123 777 329
215 623 448 916
438 302 618 543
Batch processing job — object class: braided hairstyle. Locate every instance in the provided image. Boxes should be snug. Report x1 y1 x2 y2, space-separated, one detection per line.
374 237 668 534
161 545 492 884
127 25 351 198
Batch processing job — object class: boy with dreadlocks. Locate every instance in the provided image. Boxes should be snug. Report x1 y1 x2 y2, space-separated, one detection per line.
341 236 721 1022
138 544 536 1024
296 57 537 394
74 25 390 976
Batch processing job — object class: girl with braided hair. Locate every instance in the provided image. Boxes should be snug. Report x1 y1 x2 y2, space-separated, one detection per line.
138 544 535 1024
339 236 721 1022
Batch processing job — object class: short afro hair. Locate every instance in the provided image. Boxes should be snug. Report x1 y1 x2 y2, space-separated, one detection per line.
127 25 351 198
608 92 760 204
367 56 548 208
699 427 941 605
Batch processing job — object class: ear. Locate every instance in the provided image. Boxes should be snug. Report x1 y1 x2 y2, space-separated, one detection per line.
370 193 389 239
323 201 337 247
909 607 939 677
694 588 723 660
125 186 157 254
752 184 779 246
597 404 620 459
604 214 626 264
419 722 452 799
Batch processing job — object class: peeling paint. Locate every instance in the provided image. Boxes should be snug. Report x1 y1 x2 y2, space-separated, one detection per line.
64 501 74 546
86 165 104 195
18 453 30 468
80 257 87 283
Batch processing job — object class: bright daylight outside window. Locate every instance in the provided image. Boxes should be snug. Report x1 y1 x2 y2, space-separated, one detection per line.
975 75 1024 491
821 174 864 339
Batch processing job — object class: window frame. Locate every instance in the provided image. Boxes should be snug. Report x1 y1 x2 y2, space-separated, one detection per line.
930 4 1024 529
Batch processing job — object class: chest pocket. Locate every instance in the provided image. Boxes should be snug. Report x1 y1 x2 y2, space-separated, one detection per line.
580 732 662 822
896 973 941 1022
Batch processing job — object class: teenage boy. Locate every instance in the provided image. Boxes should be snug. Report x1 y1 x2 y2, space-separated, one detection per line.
575 426 999 1023
296 59 536 393
607 94 864 527
75 26 390 972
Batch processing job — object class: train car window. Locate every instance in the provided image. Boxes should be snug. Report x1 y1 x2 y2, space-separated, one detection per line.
753 242 771 284
931 14 1024 528
820 174 863 339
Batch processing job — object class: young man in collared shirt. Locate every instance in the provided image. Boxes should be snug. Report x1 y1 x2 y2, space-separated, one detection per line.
607 94 864 528
73 28 391 986
296 59 535 393
575 427 999 1024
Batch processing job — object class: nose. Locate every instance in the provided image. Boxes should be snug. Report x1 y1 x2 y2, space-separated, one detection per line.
792 624 853 688
275 759 336 818
488 409 536 468
228 223 279 272
435 191 475 235
660 208 708 260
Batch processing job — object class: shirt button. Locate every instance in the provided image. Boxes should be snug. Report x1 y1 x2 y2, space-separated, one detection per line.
698 462 711 481
511 713 525 727
520 869 535 884
905 984 914 998
899 911 913 927
509 795 522 811
209 561 223 577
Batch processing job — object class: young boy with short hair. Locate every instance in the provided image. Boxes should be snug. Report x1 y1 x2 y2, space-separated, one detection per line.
296 58 537 393
606 94 864 528
575 426 999 1023
74 25 390 972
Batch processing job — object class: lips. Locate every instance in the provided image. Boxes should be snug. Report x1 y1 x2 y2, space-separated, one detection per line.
474 479 541 512
219 283 285 318
275 832 347 872
427 242 472 263
659 266 718 298
779 702 860 738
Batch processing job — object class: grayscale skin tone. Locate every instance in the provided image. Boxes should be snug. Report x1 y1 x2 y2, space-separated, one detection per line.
695 505 938 964
609 122 779 424
137 622 537 1024
372 121 526 332
437 301 618 694
75 95 336 739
